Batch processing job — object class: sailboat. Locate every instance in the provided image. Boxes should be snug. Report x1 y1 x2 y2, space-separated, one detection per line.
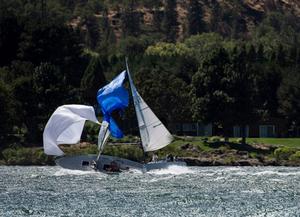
43 61 186 172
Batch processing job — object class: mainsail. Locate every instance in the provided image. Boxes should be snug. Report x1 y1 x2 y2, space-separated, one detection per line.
126 63 173 152
43 104 100 156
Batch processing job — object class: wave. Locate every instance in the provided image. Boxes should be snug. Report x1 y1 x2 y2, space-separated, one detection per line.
253 170 300 176
53 168 99 176
147 165 194 175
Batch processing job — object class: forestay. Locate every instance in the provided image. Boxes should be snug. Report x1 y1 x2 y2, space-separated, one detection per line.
43 105 100 156
126 67 173 152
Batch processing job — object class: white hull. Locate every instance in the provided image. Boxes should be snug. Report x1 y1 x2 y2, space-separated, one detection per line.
55 155 145 172
55 155 187 173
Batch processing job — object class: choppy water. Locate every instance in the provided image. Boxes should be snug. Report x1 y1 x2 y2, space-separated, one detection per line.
0 166 299 217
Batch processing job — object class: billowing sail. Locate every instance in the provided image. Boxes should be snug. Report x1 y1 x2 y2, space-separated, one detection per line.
126 69 173 152
43 105 100 156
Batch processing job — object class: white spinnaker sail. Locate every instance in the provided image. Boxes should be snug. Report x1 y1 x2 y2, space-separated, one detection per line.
126 68 173 152
43 105 100 156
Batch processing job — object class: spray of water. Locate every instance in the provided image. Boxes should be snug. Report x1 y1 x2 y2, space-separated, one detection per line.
53 168 99 176
147 165 194 175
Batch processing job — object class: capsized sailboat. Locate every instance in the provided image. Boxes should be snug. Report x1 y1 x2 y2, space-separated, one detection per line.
43 62 186 172
43 104 144 172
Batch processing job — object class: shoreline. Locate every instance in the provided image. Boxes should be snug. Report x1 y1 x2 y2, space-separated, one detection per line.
1 138 300 167
0 156 299 167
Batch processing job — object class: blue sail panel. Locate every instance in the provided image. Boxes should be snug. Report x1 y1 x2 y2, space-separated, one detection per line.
97 70 128 138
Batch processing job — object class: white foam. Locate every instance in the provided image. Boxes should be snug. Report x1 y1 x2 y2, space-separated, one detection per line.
253 170 300 176
53 168 99 176
127 168 144 174
241 189 265 194
147 165 194 175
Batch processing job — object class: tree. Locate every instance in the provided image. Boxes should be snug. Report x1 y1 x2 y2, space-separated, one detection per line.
162 0 178 42
278 70 300 129
97 8 116 55
191 47 233 135
187 0 204 35
191 46 258 142
83 15 100 50
14 62 68 144
18 22 84 86
134 65 191 124
227 46 258 143
0 12 22 66
210 0 222 32
0 80 15 147
81 56 107 104
184 33 224 63
121 1 140 37
256 63 282 119
13 76 39 144
33 62 67 112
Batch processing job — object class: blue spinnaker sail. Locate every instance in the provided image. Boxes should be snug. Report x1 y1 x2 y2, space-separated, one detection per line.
97 70 128 138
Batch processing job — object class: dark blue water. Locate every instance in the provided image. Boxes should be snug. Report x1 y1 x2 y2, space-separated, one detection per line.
0 166 299 217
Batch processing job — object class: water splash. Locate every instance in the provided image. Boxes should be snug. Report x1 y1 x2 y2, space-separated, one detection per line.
53 168 98 176
147 165 194 175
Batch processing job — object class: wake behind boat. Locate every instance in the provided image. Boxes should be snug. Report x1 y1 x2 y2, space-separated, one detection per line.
43 60 186 173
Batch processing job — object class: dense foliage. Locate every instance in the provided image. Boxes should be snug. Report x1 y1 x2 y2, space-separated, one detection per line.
0 0 300 149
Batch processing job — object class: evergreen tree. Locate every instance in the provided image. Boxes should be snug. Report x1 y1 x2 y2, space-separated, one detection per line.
98 8 116 55
18 22 84 86
13 76 39 144
278 70 300 128
187 0 204 35
227 46 258 143
210 0 221 32
84 15 100 50
162 0 178 42
121 1 140 37
81 56 107 104
153 7 163 31
0 12 22 66
0 80 15 147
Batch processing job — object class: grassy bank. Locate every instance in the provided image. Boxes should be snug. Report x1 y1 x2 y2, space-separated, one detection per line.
1 137 300 166
246 138 300 148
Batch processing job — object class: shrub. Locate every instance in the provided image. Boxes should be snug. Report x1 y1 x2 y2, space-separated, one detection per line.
289 151 300 162
236 138 243 143
2 147 54 165
274 147 297 161
209 136 222 142
249 152 258 158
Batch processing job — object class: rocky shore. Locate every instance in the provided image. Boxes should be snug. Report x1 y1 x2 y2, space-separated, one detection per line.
1 139 300 166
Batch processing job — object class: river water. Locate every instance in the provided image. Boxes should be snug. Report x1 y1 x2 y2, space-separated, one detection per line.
0 166 299 217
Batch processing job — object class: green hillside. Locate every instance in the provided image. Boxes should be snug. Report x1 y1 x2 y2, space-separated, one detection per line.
0 0 300 151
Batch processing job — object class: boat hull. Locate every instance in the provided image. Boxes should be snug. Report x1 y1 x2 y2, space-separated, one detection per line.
55 155 187 173
55 155 145 172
